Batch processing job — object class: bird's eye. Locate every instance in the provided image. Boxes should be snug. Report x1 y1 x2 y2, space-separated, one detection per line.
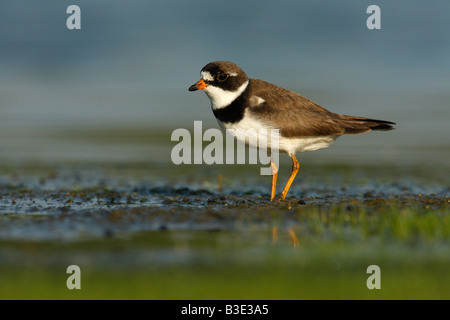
216 73 229 82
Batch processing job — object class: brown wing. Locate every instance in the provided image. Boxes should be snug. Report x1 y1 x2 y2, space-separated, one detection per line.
247 79 395 137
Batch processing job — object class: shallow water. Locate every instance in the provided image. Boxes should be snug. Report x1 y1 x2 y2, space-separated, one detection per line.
0 162 449 299
0 162 447 241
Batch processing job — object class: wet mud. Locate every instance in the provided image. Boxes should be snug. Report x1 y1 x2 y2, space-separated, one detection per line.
0 163 448 241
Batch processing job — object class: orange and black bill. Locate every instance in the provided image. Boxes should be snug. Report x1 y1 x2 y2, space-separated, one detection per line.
188 79 208 91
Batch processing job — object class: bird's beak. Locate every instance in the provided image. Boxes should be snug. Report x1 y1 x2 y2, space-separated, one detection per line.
188 79 208 91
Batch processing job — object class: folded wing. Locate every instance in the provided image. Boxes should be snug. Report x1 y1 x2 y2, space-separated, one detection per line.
247 79 395 137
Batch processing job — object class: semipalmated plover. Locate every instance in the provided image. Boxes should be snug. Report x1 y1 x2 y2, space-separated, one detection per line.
189 61 395 201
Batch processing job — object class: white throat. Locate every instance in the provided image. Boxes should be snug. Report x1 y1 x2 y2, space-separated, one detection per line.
204 80 249 110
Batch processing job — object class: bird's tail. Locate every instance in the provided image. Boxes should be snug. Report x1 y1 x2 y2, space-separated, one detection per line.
336 115 396 134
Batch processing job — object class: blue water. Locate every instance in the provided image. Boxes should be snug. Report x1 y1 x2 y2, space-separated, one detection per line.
0 1 449 166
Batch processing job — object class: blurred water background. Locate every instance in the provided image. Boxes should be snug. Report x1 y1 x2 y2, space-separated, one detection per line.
0 0 449 167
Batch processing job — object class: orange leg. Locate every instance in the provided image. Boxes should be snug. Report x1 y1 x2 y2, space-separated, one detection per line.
270 159 278 201
278 154 300 201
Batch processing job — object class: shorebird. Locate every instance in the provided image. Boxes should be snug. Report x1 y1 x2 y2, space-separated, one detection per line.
189 61 395 201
